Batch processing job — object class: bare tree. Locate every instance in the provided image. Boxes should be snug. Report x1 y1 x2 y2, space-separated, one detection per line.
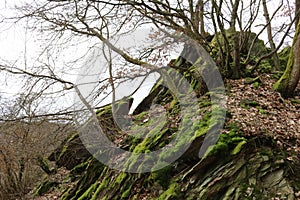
0 1 299 198
1 0 295 84
230 0 241 78
0 94 74 199
0 0 300 197
262 0 280 70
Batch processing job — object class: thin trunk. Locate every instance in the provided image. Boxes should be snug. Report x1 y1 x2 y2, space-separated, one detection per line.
230 0 241 79
194 0 206 44
211 0 231 75
262 0 280 70
198 0 205 35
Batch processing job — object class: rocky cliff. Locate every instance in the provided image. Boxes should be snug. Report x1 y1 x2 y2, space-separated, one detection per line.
32 45 300 200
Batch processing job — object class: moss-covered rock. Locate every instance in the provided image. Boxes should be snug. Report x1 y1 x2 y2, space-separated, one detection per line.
210 30 268 62
210 30 272 78
278 46 291 70
48 133 91 170
34 180 58 196
36 95 299 200
33 52 299 200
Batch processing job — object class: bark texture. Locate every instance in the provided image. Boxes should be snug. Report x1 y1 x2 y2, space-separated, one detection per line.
274 21 300 97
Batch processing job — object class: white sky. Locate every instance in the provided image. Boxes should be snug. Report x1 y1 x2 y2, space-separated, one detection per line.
0 0 294 114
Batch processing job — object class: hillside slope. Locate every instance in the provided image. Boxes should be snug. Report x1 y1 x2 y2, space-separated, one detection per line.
29 57 300 200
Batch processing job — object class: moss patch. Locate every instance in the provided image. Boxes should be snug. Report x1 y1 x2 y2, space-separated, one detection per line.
34 180 58 196
78 182 99 200
157 182 180 200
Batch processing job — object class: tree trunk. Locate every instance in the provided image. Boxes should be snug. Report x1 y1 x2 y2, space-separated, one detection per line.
198 0 205 35
296 0 300 29
262 0 280 70
274 20 300 97
230 0 241 79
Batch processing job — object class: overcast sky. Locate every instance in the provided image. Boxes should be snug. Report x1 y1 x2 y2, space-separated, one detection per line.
0 0 294 114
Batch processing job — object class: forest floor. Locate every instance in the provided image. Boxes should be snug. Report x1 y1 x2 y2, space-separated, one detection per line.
29 74 300 199
226 74 300 161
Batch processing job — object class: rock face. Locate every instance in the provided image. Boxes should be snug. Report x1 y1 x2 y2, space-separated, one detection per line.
48 134 91 170
33 52 300 200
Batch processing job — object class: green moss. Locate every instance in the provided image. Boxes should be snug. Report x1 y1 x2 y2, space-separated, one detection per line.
198 100 211 108
154 106 204 163
67 160 105 199
189 79 199 93
201 122 247 159
78 181 99 200
252 82 260 89
208 142 229 156
259 108 267 114
132 137 153 153
226 122 240 133
34 180 58 196
169 99 178 109
157 182 180 200
125 154 140 172
61 188 72 200
71 160 89 175
273 66 292 96
115 172 127 185
201 141 229 160
130 121 168 155
274 21 300 97
240 99 259 109
156 131 194 165
150 164 173 188
91 178 110 200
291 99 300 104
278 46 291 70
193 125 209 139
231 140 247 155
245 77 262 84
258 60 272 73
134 111 148 121
121 185 132 199
149 78 163 93
231 137 246 143
96 104 112 116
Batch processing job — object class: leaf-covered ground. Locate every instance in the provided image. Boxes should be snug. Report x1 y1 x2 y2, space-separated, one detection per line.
226 74 300 160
